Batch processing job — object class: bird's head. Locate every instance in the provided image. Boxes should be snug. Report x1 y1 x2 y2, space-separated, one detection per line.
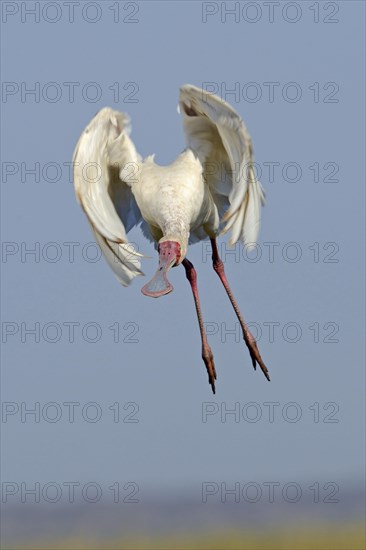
141 240 182 298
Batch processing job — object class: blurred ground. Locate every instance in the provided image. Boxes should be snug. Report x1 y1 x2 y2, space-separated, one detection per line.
3 523 365 550
2 488 365 550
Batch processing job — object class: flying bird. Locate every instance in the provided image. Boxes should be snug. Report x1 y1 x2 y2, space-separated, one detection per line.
73 84 270 393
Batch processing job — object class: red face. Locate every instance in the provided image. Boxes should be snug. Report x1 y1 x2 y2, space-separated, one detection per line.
157 241 181 267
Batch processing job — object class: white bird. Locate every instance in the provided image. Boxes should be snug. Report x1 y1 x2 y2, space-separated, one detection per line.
73 84 270 393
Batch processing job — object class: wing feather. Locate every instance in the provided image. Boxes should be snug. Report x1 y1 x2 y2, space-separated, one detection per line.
179 85 265 248
73 108 144 286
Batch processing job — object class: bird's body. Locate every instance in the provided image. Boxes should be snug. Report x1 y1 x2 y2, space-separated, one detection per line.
130 150 217 257
73 84 270 392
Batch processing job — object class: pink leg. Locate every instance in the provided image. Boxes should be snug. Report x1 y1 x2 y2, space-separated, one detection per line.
183 258 217 394
210 239 270 381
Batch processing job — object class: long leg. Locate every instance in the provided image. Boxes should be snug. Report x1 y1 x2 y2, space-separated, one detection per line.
183 258 217 394
210 239 270 381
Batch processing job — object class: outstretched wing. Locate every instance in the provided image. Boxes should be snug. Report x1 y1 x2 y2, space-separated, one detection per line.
179 84 265 248
73 107 144 286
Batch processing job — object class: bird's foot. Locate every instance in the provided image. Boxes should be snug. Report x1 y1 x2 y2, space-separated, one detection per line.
242 327 270 381
202 346 217 394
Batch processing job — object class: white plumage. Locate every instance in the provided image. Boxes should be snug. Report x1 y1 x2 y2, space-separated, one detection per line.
73 84 269 393
73 84 264 287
